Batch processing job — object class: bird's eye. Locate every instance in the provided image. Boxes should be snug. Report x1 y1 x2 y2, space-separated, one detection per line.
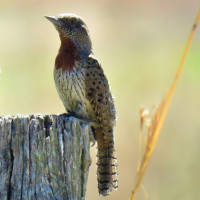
69 19 76 24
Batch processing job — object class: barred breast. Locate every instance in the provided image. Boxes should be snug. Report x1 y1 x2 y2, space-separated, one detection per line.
54 61 94 120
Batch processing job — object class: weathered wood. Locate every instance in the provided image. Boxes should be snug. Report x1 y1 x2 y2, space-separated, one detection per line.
0 114 91 200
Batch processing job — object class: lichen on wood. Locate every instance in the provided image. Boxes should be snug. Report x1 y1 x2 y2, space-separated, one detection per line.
0 114 91 200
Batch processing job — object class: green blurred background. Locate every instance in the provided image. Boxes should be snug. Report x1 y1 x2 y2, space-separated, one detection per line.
0 0 200 199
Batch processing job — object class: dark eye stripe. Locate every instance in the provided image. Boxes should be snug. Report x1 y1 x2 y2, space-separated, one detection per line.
70 18 76 24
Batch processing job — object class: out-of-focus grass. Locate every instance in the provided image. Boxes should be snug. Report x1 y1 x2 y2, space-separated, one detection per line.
130 8 200 199
0 1 200 200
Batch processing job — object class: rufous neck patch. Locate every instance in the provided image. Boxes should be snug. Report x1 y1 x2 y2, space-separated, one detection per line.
55 35 80 72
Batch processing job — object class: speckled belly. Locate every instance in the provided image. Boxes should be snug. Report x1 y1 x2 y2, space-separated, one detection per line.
54 66 92 119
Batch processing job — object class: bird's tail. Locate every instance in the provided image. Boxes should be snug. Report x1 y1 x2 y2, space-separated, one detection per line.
95 128 118 196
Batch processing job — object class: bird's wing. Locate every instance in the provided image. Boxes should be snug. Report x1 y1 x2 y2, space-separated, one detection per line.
85 55 116 128
85 55 118 195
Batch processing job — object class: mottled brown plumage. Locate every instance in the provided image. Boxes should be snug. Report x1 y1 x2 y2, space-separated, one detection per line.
45 13 118 196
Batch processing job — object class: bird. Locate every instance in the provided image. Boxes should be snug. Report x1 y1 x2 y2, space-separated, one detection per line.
45 13 118 196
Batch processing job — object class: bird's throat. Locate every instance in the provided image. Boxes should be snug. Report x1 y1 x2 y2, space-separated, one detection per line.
55 35 80 72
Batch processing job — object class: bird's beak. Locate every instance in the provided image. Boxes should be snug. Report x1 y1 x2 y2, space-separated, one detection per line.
44 15 60 26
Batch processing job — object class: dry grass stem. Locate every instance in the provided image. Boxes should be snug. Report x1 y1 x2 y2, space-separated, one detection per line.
129 7 200 200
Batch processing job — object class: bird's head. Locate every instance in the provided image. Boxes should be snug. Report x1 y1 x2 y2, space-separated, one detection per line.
45 13 92 56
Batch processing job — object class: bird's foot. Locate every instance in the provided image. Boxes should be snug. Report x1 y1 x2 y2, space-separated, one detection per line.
89 126 96 147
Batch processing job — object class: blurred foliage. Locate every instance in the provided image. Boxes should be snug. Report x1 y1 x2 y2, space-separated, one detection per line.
0 0 200 200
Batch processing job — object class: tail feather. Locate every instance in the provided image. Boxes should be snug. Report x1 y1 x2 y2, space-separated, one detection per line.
96 128 118 196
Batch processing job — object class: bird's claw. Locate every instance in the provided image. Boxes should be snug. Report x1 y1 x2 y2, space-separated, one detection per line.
89 126 96 147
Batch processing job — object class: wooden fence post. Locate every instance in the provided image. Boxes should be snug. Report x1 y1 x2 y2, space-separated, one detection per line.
0 114 91 200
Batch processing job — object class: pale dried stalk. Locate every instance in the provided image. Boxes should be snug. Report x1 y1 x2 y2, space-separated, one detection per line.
129 7 200 200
